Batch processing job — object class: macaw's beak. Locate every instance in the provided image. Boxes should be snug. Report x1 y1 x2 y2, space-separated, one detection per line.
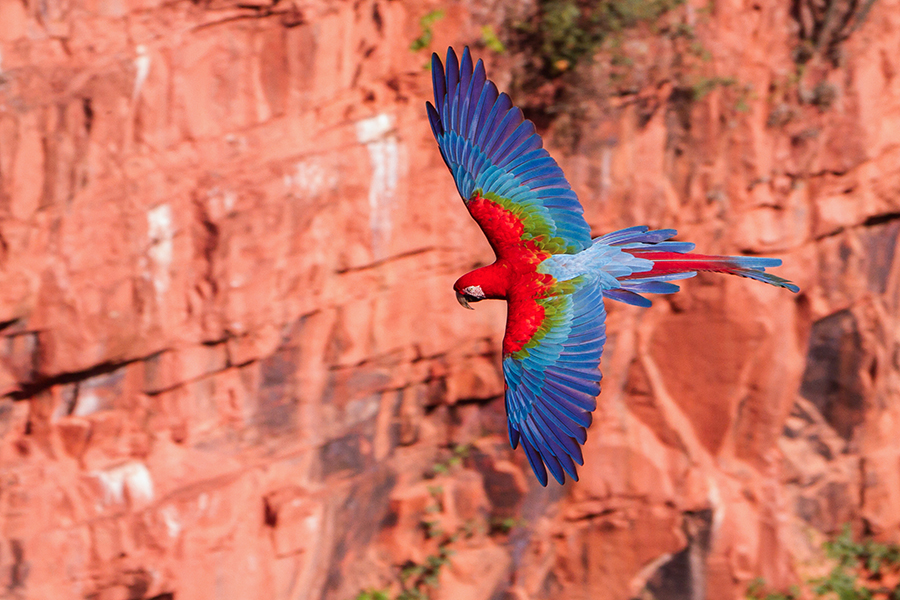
455 291 473 310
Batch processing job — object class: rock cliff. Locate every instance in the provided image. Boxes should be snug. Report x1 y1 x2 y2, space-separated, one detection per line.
0 0 898 598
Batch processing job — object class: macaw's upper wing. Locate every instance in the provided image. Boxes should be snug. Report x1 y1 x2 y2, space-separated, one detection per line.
426 47 592 256
502 276 606 486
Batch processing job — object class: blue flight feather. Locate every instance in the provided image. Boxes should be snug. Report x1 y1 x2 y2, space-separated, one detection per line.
502 279 606 485
427 47 592 254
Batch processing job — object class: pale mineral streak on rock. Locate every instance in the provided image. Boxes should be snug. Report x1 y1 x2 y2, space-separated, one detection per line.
132 45 151 102
284 158 339 200
92 461 154 506
160 504 182 538
356 113 399 260
147 203 174 297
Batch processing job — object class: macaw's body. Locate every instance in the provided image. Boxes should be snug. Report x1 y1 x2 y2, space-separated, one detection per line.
427 47 798 486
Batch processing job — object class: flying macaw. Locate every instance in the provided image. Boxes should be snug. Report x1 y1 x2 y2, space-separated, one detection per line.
426 47 798 486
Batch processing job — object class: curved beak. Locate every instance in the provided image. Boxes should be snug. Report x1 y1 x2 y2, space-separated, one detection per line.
455 291 473 310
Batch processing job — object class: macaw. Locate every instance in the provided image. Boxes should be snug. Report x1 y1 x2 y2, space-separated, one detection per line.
426 47 798 486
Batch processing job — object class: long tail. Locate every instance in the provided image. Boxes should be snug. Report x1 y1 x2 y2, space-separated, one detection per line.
595 226 800 307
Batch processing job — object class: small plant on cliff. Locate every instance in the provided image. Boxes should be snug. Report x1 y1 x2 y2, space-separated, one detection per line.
397 543 455 600
746 579 800 600
747 525 900 600
510 0 686 78
490 516 526 534
690 76 737 101
480 25 506 54
428 443 471 477
409 10 445 53
351 445 491 600
351 496 457 600
355 591 391 600
501 0 712 150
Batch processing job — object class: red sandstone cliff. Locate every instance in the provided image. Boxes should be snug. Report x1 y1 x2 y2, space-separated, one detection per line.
0 0 898 598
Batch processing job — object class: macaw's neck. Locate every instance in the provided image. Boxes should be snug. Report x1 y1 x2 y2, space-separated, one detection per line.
455 261 512 300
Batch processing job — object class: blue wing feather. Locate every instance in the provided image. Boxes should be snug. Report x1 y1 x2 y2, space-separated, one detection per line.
503 279 606 485
476 93 512 148
520 436 549 486
427 47 592 254
493 121 536 165
530 410 582 469
603 289 653 307
470 80 498 139
509 425 520 449
522 420 566 484
536 401 587 447
531 419 579 481
457 48 473 128
464 59 485 131
431 54 446 109
446 50 459 117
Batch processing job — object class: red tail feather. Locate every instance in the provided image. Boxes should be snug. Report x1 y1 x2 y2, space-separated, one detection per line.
622 250 744 278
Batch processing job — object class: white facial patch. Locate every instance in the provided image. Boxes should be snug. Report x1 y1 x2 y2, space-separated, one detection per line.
464 285 484 299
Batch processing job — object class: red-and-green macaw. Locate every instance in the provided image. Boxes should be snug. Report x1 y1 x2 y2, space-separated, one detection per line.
427 47 799 486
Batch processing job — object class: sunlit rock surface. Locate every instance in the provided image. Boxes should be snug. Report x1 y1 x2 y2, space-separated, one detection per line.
0 0 899 598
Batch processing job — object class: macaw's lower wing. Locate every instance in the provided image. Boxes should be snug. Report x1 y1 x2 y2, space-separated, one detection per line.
502 278 606 486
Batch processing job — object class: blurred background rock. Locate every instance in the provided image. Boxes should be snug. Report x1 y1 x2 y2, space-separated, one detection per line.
0 0 897 598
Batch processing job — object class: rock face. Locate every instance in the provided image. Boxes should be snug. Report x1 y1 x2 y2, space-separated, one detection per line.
0 0 898 598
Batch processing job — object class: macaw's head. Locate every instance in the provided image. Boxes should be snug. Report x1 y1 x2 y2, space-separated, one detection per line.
454 266 508 309
453 279 484 310
454 263 512 309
